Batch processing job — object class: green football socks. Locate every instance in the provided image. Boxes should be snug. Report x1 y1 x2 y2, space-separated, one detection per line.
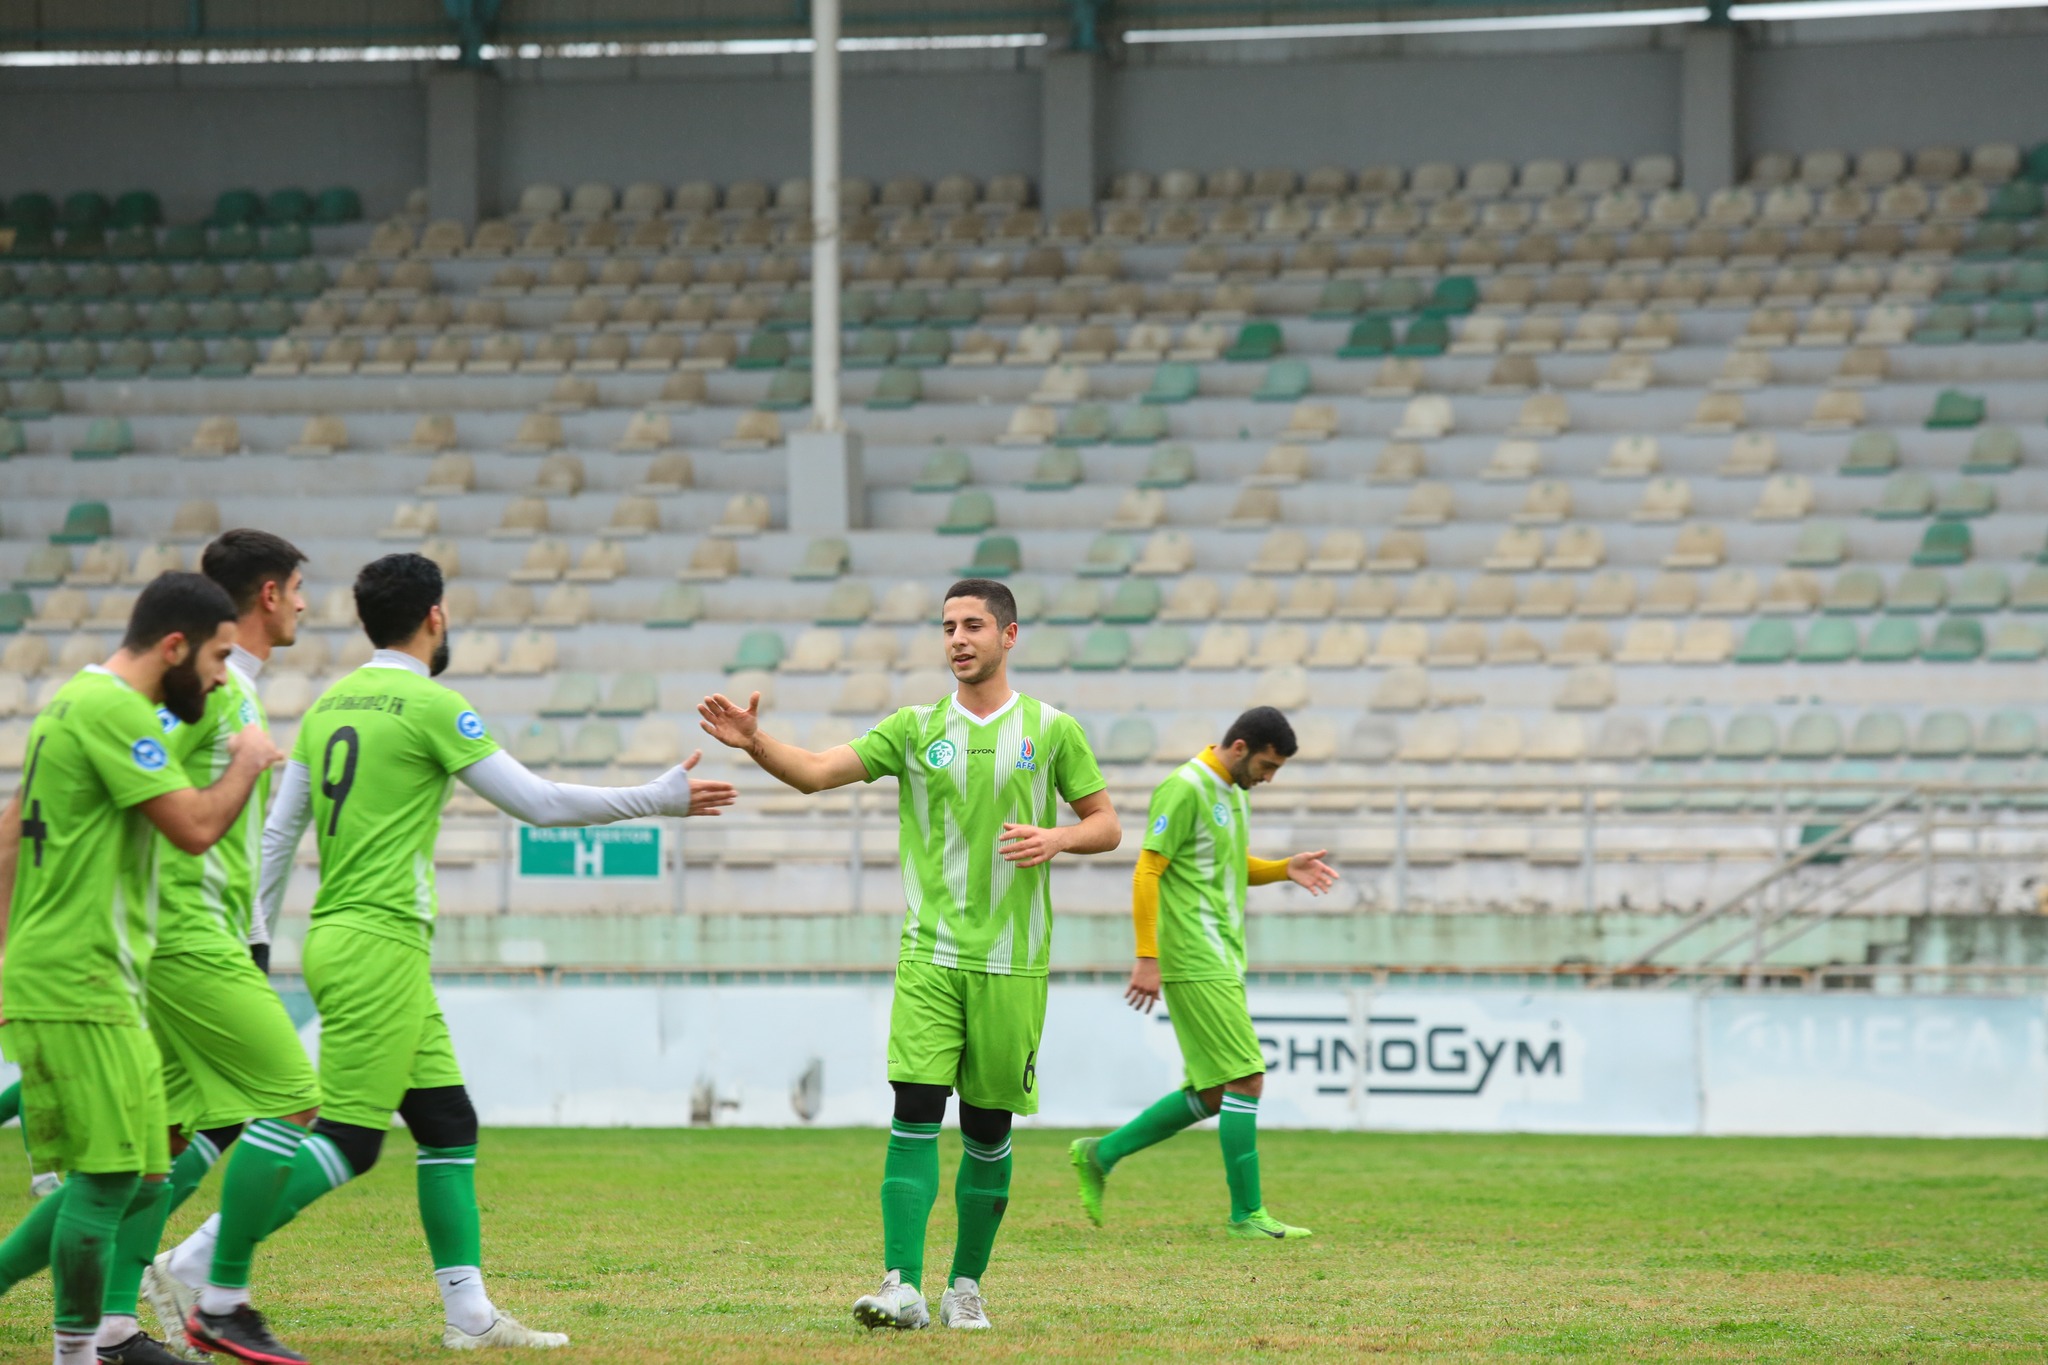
0 1180 65 1289
1097 1088 1211 1171
101 1177 170 1316
948 1133 1012 1284
164 1129 229 1217
879 1121 941 1292
1218 1092 1263 1222
262 1132 355 1238
0 1080 18 1126
50 1171 138 1331
416 1145 483 1270
207 1119 308 1289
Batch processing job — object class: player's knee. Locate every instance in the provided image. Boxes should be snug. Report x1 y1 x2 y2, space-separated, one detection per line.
311 1118 386 1177
1224 1074 1265 1100
399 1085 479 1149
956 1103 1012 1146
1192 1086 1224 1116
199 1124 245 1159
890 1082 950 1126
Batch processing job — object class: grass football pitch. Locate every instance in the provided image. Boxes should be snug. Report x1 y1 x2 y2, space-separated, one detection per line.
0 1127 2042 1362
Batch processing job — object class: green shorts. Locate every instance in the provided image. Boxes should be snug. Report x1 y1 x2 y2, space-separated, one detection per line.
4 1019 171 1176
303 922 464 1131
151 944 321 1132
1162 978 1268 1092
887 959 1048 1115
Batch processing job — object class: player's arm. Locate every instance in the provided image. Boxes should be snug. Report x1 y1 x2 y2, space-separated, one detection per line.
1125 849 1167 1013
696 691 868 794
0 788 21 951
999 788 1120 867
1250 850 1339 893
255 758 314 945
455 749 737 826
138 724 283 856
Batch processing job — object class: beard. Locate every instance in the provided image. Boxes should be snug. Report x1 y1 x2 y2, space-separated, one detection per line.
429 637 451 677
161 656 211 725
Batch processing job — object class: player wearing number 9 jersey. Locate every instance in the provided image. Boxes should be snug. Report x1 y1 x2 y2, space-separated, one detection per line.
224 553 737 1353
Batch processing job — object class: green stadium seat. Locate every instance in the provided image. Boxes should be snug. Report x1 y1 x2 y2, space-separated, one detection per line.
138 300 188 339
865 368 921 410
175 264 224 299
70 413 130 462
1988 621 2047 661
1783 711 1843 761
1139 444 1195 488
1822 568 1885 614
0 590 28 633
1652 713 1714 761
1685 764 1749 814
2018 566 2048 609
1143 362 1199 405
1010 627 1068 670
1844 712 1907 759
1046 580 1100 625
938 490 995 535
1253 359 1310 402
900 327 951 368
1372 277 1428 315
310 186 363 224
1951 567 2008 613
73 266 121 302
1797 617 1860 663
1911 711 1973 759
1926 616 1985 661
258 224 311 260
1912 520 1972 565
52 500 112 544
1976 300 2036 343
0 341 46 379
1736 618 1797 663
645 583 704 628
209 189 262 227
1871 473 1933 519
959 535 1020 577
0 416 21 458
1311 279 1366 319
1977 710 2039 757
198 337 255 377
767 292 810 331
911 448 971 493
57 226 105 260
873 290 926 327
929 289 981 327
791 537 850 582
0 303 27 341
565 722 622 766
87 301 136 339
1885 568 1946 614
1935 479 1996 519
1620 765 1684 814
189 300 244 339
1076 534 1135 577
1025 446 1082 491
109 191 162 229
1421 275 1480 317
1720 713 1779 762
1395 317 1450 356
1841 430 1898 475
597 672 659 718
207 223 258 261
147 338 200 378
508 722 562 769
1926 389 1985 429
1860 617 1921 661
845 329 896 369
1009 580 1045 622
736 331 790 370
1072 626 1132 671
726 630 786 673
34 302 81 339
6 378 61 418
1224 321 1282 362
44 340 97 380
1912 304 1974 344
761 370 812 411
839 291 876 328
1337 317 1394 358
1815 763 1885 814
6 193 55 232
107 226 156 261
159 224 206 262
263 188 313 224
276 260 324 299
539 672 600 718
57 192 109 232
1112 406 1168 445
1963 426 2022 473
245 299 293 336
1938 263 1997 303
1101 578 1162 624
1100 715 1158 761
1986 180 2045 220
1055 403 1111 447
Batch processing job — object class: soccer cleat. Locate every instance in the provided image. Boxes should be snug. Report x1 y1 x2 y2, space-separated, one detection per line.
97 1332 189 1364
441 1312 569 1350
143 1254 200 1357
852 1271 930 1331
1068 1136 1108 1227
31 1172 63 1199
1227 1208 1312 1241
183 1305 307 1364
937 1279 991 1330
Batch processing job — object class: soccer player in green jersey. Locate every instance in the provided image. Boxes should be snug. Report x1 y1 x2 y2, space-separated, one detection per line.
124 531 326 1364
1069 706 1337 1240
0 573 283 1365
698 577 1121 1332
238 553 735 1351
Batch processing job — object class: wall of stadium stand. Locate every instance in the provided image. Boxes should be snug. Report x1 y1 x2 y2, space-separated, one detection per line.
6 26 2048 221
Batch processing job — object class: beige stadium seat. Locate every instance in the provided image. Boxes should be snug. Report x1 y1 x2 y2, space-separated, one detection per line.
1688 393 1745 435
1563 313 1621 353
602 496 660 539
1798 306 1856 347
1506 480 1569 529
442 633 500 678
1516 577 1574 618
1833 347 1887 388
1221 487 1280 530
1483 527 1544 573
530 453 586 498
1552 623 1613 666
1665 523 1727 569
1452 315 1508 357
1131 529 1193 575
413 337 467 375
1395 574 1456 621
1482 440 1542 482
565 541 627 584
506 413 563 454
532 583 593 627
1396 713 1461 765
1633 477 1692 523
1159 576 1221 622
378 502 438 542
1278 577 1338 620
480 586 534 627
1249 444 1311 486
1338 576 1399 620
1394 395 1454 440
253 338 309 376
1483 354 1539 395
489 497 549 540
1306 622 1368 669
67 545 123 588
1368 530 1427 573
678 538 739 583
1699 568 1761 615
544 375 598 412
1030 362 1090 405
168 500 220 543
125 545 184 585
1306 530 1366 574
27 589 89 633
1546 526 1607 573
1219 579 1279 622
871 582 931 627
1427 623 1488 668
1720 432 1778 478
782 630 843 674
1857 303 1916 346
1738 308 1795 349
1508 316 1564 354
1280 404 1337 444
1806 389 1864 432
1713 350 1771 391
1364 357 1423 399
1169 323 1228 362
714 493 772 537
287 415 346 456
1370 442 1426 484
1188 624 1251 670
725 412 783 451
1675 620 1735 665
185 416 241 458
1115 323 1173 363
1249 529 1309 574
998 405 1056 447
419 538 461 579
1640 572 1696 616
495 631 559 678
509 538 571 584
1616 620 1676 664
1371 622 1429 667
1751 474 1813 521
1250 624 1311 670
1510 393 1569 437
1759 570 1822 615
616 410 673 453
1108 489 1167 532
1396 482 1453 528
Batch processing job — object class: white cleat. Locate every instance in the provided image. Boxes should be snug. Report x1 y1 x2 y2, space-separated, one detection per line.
852 1271 930 1331
442 1311 569 1350
938 1278 991 1330
141 1253 200 1358
30 1172 61 1199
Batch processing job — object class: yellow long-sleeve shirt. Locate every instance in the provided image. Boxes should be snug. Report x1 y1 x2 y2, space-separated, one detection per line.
1131 746 1289 958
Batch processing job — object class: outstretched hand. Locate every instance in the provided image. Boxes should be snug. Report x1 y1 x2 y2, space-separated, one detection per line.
654 750 739 818
697 691 762 751
1287 849 1339 894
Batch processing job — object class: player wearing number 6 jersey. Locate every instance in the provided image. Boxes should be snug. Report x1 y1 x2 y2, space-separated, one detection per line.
698 578 1120 1333
189 552 737 1353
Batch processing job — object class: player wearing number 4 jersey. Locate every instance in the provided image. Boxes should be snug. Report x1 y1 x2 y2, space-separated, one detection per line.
157 553 737 1355
1070 707 1337 1241
0 574 283 1365
699 578 1120 1333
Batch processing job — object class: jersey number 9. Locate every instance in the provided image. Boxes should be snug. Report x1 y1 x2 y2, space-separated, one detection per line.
321 726 360 837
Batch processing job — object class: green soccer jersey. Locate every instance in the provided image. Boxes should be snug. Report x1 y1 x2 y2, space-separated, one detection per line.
291 662 498 953
1141 752 1251 983
155 655 269 952
5 667 190 1026
848 690 1105 977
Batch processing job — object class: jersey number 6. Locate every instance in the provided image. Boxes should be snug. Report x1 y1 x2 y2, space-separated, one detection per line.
321 725 360 837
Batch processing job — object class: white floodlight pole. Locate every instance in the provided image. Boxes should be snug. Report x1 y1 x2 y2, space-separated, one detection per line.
810 0 842 431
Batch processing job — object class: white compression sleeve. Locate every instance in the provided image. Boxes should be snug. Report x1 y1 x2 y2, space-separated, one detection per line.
256 759 313 942
455 750 696 827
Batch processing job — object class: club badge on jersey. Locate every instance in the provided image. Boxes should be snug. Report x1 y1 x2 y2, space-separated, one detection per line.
924 738 956 769
1016 737 1037 772
132 737 168 771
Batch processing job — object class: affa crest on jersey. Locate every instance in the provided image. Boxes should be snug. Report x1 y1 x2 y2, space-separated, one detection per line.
157 708 180 734
132 738 168 771
1210 800 1232 828
456 710 488 741
1151 813 1170 836
1015 736 1037 771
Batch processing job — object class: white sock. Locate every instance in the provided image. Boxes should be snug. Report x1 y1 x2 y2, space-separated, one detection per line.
435 1265 495 1336
198 1284 250 1316
169 1212 221 1287
94 1315 139 1348
53 1331 94 1365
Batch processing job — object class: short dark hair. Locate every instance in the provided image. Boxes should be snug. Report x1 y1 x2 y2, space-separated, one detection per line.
123 571 238 654
1222 705 1298 759
944 578 1017 631
353 553 444 648
201 528 307 613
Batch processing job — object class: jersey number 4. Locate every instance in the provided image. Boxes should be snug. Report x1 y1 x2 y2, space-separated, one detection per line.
320 726 361 836
17 736 48 868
